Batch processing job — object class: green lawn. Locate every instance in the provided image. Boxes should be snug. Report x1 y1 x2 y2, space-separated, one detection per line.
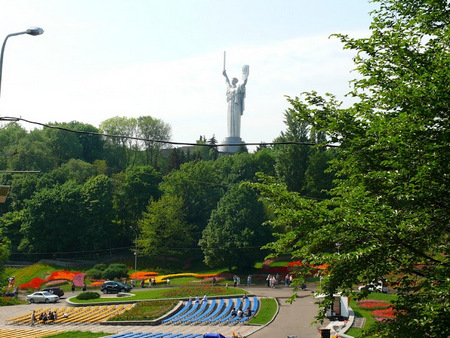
248 298 277 325
69 286 247 304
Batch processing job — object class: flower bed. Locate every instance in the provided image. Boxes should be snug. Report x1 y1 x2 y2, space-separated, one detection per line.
19 269 83 289
371 307 396 318
129 271 159 279
73 273 86 287
357 300 389 309
44 279 68 287
20 277 46 289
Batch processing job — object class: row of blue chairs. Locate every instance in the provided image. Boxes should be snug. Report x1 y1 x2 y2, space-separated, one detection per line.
107 332 202 338
162 297 259 326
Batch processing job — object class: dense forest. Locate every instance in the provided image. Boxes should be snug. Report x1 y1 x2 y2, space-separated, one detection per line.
0 113 337 269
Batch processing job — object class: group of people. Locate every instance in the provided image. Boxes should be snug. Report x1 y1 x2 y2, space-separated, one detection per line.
31 310 59 325
230 306 252 319
139 278 157 288
266 273 294 288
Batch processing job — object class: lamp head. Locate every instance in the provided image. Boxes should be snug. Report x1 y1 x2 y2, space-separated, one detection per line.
26 27 44 36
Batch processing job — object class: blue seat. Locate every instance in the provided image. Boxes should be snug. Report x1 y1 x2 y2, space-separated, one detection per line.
107 333 140 338
200 298 224 324
180 299 208 324
218 298 242 324
239 297 259 323
172 302 199 324
162 301 192 323
188 298 216 324
208 298 234 324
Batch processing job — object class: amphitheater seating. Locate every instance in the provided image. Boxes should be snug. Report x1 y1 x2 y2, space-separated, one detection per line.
239 297 259 323
199 298 224 324
188 299 216 324
162 300 191 323
178 299 208 324
0 328 66 338
107 333 204 338
7 304 134 326
167 301 199 324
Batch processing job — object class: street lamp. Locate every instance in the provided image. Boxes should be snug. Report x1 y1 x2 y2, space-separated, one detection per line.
0 27 44 99
130 226 138 286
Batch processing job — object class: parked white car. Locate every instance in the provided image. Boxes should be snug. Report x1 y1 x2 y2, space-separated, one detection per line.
358 283 387 293
27 291 59 303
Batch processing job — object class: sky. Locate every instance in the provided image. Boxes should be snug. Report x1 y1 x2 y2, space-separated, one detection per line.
0 0 376 151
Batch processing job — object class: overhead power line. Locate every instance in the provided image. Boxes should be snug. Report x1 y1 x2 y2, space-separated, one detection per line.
0 116 339 148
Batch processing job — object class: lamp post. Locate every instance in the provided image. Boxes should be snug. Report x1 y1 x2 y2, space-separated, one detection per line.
0 27 44 99
130 226 138 286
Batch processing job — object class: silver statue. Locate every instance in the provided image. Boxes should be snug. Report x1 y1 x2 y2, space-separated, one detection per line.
223 64 249 139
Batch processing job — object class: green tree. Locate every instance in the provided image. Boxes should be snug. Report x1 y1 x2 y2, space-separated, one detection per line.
253 0 449 336
80 175 117 250
273 109 311 193
138 194 193 260
160 160 224 241
199 184 271 271
62 121 105 163
19 180 84 254
114 165 162 236
137 116 171 168
100 116 139 169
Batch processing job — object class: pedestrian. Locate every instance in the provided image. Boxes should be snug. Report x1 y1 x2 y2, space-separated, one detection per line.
247 275 252 286
266 274 271 288
71 282 75 293
30 310 36 326
167 278 170 286
212 276 216 286
82 283 86 292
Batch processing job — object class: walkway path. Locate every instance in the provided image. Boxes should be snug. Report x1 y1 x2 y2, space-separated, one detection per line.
0 285 321 337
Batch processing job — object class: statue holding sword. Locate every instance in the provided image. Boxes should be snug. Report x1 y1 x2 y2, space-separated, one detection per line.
222 51 249 139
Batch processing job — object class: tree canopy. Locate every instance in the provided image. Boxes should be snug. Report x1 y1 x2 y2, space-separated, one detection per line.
253 0 449 336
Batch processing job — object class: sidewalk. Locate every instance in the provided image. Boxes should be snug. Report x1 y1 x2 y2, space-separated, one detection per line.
246 285 320 338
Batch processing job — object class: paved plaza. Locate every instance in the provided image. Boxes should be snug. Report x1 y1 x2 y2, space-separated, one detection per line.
0 285 322 338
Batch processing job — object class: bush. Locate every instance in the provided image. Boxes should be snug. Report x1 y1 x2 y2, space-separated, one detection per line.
76 292 100 300
102 264 128 280
94 263 107 271
86 268 103 280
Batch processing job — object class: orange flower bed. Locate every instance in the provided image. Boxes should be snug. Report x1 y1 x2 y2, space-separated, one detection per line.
129 271 159 279
20 277 46 289
20 270 82 289
193 273 221 278
90 281 103 286
48 270 81 282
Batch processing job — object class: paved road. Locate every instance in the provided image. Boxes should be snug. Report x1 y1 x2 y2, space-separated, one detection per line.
0 286 322 338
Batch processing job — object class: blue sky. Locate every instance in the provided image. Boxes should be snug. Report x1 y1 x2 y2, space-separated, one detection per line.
0 0 376 150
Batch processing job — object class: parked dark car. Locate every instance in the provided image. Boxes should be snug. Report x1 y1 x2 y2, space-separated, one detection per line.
42 287 64 297
101 281 132 294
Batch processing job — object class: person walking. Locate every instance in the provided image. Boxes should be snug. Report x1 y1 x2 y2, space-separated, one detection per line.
30 310 36 326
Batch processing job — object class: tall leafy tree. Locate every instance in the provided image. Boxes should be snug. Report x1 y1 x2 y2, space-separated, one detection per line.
138 194 193 260
114 165 162 237
273 109 311 193
19 180 84 254
160 160 224 241
254 0 449 336
199 185 271 271
80 175 117 250
137 116 171 168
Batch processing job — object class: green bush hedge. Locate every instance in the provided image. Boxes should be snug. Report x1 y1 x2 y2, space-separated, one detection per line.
76 292 101 300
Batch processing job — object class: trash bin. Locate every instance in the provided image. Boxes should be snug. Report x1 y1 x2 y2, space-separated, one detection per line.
319 329 331 338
